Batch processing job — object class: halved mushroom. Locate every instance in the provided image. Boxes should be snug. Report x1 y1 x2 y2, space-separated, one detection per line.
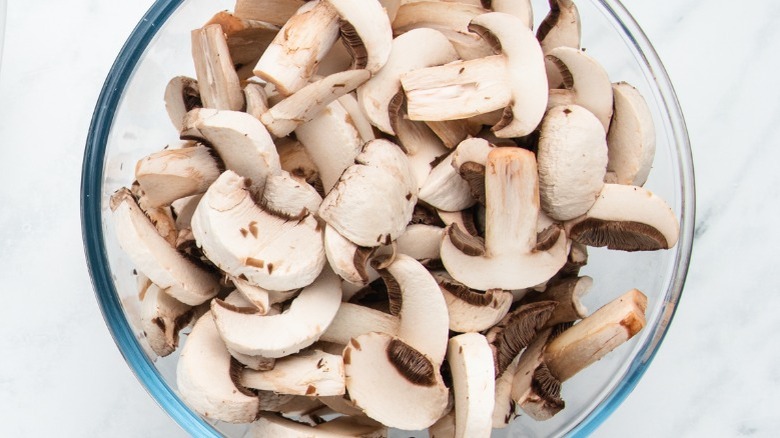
191 170 325 291
440 148 568 291
435 273 513 333
250 412 386 437
191 24 244 111
260 69 371 137
111 188 220 306
320 302 400 345
240 349 345 396
606 81 656 186
211 268 342 358
205 12 280 80
401 12 548 138
521 276 591 327
234 0 307 26
140 282 194 357
164 76 202 131
177 311 259 423
319 139 417 247
134 144 221 208
357 27 458 135
447 333 495 438
545 46 613 132
537 105 608 221
180 108 280 196
564 183 680 251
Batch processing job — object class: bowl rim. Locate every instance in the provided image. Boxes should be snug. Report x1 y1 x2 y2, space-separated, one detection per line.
80 0 695 436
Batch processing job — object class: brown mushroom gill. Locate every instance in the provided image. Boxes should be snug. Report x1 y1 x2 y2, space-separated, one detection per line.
386 338 437 387
491 301 557 376
447 223 486 257
459 161 487 206
569 218 668 251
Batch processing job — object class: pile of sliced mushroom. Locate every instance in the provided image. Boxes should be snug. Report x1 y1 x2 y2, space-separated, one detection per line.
112 0 679 435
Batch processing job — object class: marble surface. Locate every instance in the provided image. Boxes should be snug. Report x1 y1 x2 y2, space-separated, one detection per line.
0 0 778 436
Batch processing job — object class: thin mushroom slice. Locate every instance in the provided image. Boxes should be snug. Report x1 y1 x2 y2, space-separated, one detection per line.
234 0 307 26
261 171 323 219
129 183 178 247
320 302 400 345
486 301 557 377
191 171 325 291
606 81 656 186
323 224 375 286
260 69 371 137
140 282 194 357
488 0 533 29
537 0 581 88
391 104 450 191
180 108 280 196
435 273 513 333
176 312 259 423
545 46 613 132
191 24 244 111
401 12 548 138
319 139 417 247
205 12 280 80
509 327 564 420
243 82 270 120
343 332 450 430
440 148 568 291
223 290 278 370
537 104 608 221
491 354 520 428
164 76 202 131
134 144 222 208
357 27 458 135
240 350 345 396
383 223 445 263
211 268 342 358
447 333 495 438
275 137 323 194
230 275 299 315
250 412 387 437
325 0 393 73
520 276 591 326
110 188 220 306
564 183 680 251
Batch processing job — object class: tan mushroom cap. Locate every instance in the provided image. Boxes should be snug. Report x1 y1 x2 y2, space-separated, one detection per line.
537 105 608 221
606 81 656 186
564 183 680 251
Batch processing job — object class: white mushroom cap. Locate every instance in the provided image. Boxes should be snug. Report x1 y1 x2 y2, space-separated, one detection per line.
357 27 458 135
211 268 342 358
564 183 680 251
240 349 345 396
134 144 221 208
447 333 495 438
110 188 220 306
180 108 280 196
537 105 608 221
440 148 568 291
319 139 417 247
320 302 400 345
606 81 656 186
176 311 259 423
191 170 325 291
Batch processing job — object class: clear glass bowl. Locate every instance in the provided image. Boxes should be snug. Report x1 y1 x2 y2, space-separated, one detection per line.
81 0 695 436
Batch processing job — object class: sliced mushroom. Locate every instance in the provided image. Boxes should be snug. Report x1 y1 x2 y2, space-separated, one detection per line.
319 139 417 247
243 82 270 120
487 0 533 29
336 93 376 144
425 119 481 150
564 183 680 251
447 333 495 438
240 349 345 396
440 148 568 291
323 225 375 285
140 282 194 357
320 302 400 345
130 183 178 247
180 108 280 196
508 326 564 420
545 46 613 132
262 171 323 218
428 410 456 437
205 11 280 80
260 69 371 137
451 137 496 205
171 194 202 231
418 138 493 212
191 24 244 111
326 0 393 73
191 171 325 291
233 0 307 26
222 290 278 369
391 109 450 190
110 188 220 306
176 311 259 423
521 276 591 326
230 275 299 315
486 301 557 377
318 394 366 417
401 12 548 138
606 81 656 186
357 27 458 135
491 354 520 428
164 76 202 131
211 268 342 357
387 223 445 263
436 274 513 333
537 0 581 88
250 412 386 437
537 104 608 221
134 145 221 208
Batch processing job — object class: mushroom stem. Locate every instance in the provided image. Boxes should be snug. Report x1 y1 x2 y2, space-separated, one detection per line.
233 0 307 26
240 350 345 396
320 302 400 345
191 24 244 111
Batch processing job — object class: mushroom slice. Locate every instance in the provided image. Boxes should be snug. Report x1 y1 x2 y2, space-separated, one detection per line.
181 108 280 196
337 93 376 144
240 350 345 396
391 107 450 191
205 12 280 80
521 276 591 326
343 332 449 430
110 188 220 306
177 311 259 423
491 354 520 428
323 225 375 285
429 411 456 438
171 194 202 231
440 148 568 291
389 223 445 263
252 1 341 96
211 268 342 358
606 81 656 187
191 171 325 291
357 27 458 135
564 183 680 251
234 0 307 26
318 394 366 417
134 145 221 208
320 302 400 345
260 69 371 137
244 82 270 120
487 0 533 29
545 46 613 132
418 138 493 212
486 301 557 377
451 137 496 206
262 171 323 218
130 183 178 247
325 0 393 73
140 282 194 357
191 24 244 111
294 99 364 193
447 333 495 438
435 274 513 333
230 275 299 315
401 12 548 138
319 139 417 247
250 413 386 437
508 326 564 420
222 290 278 369
164 76 202 132
537 0 581 88
537 105 608 221
392 1 493 60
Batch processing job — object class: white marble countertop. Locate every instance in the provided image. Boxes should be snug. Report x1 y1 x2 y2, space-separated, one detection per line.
1 0 778 436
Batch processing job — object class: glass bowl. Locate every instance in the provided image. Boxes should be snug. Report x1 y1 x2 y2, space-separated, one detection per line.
81 0 695 436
